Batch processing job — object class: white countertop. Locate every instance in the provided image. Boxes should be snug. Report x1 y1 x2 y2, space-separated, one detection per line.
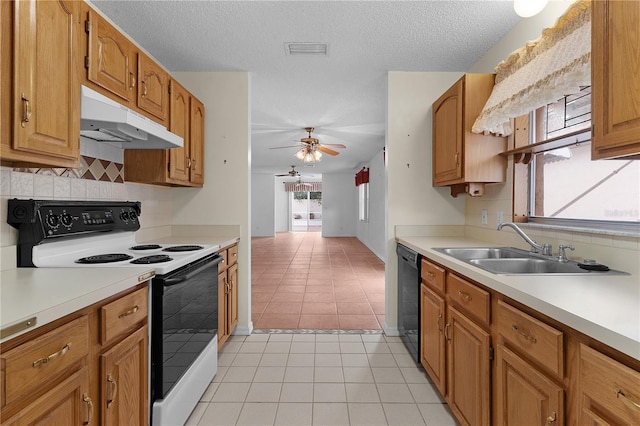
0 267 154 344
397 236 640 361
142 235 239 250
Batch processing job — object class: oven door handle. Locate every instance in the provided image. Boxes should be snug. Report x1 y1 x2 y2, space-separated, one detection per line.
162 255 223 287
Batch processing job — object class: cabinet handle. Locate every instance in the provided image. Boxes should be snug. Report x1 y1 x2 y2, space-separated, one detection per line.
83 393 94 425
118 305 139 318
222 277 228 294
457 290 472 302
437 313 443 332
187 157 192 169
455 152 460 166
141 80 147 98
511 324 537 343
617 388 640 412
107 374 118 408
33 343 71 367
427 271 435 280
444 323 451 341
546 411 557 424
21 94 31 128
191 159 196 170
129 72 136 89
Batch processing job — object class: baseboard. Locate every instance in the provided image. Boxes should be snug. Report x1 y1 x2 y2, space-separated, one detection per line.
233 322 254 335
384 325 400 336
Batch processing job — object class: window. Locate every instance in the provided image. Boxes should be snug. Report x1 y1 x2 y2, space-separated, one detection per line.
359 182 369 222
527 87 640 226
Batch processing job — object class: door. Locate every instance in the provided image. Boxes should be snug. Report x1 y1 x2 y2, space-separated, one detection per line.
421 284 446 396
291 190 322 231
433 78 463 184
169 79 190 183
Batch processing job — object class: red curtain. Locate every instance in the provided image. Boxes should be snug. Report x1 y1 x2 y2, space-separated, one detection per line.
355 168 369 186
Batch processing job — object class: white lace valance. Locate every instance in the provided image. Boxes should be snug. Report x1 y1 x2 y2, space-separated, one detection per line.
284 182 322 192
472 0 591 136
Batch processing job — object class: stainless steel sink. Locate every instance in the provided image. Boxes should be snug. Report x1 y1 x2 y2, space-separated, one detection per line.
469 258 587 274
434 247 530 260
433 246 628 275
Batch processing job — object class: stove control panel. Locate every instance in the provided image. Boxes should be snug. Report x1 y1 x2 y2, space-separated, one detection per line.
8 199 142 240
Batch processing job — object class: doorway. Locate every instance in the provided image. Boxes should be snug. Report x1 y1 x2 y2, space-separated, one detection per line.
291 190 322 232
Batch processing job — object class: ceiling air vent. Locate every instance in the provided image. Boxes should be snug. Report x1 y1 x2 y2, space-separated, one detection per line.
285 42 329 56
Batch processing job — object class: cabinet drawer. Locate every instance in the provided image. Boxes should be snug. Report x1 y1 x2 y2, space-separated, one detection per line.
1 315 89 407
227 244 238 267
579 344 640 425
101 288 148 345
219 249 229 272
446 273 490 325
497 300 563 377
421 258 445 294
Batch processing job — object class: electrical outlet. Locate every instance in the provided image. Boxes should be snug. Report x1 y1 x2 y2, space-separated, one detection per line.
497 211 504 226
481 209 488 225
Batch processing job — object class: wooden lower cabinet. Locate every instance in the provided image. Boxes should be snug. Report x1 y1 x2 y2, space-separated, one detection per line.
495 344 563 426
446 306 491 426
418 253 640 426
218 244 239 349
0 285 149 426
100 325 148 426
420 284 446 395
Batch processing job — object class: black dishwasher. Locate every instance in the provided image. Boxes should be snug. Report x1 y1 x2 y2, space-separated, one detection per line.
397 244 421 362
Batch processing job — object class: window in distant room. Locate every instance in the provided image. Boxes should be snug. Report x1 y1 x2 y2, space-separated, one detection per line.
527 87 639 227
359 182 369 222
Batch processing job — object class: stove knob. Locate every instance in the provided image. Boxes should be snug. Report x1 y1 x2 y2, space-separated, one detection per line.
128 211 138 221
61 214 73 227
120 211 130 221
46 214 59 228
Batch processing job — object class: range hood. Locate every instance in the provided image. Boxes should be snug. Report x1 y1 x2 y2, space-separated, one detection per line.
80 85 183 149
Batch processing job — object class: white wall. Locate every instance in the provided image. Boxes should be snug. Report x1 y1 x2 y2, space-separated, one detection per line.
321 173 358 237
251 174 275 237
356 149 387 261
171 71 252 334
275 178 289 232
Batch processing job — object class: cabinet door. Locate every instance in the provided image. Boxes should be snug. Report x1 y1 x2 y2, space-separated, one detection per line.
495 345 564 426
433 79 463 185
100 325 148 426
169 79 190 183
11 0 80 167
218 271 229 349
446 306 491 426
420 284 446 396
2 367 91 426
591 0 640 159
190 95 205 185
87 10 136 102
228 263 239 334
137 52 168 123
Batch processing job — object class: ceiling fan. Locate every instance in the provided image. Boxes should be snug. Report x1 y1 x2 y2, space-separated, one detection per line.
275 165 301 177
269 127 346 157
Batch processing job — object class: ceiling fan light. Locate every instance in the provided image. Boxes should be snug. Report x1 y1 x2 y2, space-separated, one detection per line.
295 149 306 160
514 0 548 17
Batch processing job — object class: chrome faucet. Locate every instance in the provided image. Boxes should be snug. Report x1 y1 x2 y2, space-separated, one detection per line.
557 244 575 262
497 222 552 256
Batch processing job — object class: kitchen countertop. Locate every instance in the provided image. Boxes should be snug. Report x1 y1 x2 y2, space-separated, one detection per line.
0 267 154 344
397 236 640 361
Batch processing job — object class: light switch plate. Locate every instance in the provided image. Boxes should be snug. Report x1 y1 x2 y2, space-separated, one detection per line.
481 209 488 225
497 211 504 226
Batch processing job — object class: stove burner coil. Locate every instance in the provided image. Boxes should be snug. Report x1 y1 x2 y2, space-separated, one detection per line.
131 255 173 264
130 244 162 250
76 253 134 264
163 245 204 252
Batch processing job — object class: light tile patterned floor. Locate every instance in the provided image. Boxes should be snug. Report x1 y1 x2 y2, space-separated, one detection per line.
186 333 458 426
251 233 385 330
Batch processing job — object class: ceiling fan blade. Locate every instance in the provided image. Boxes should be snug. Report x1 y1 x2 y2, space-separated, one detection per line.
269 145 300 149
275 173 290 176
320 143 346 149
316 145 340 156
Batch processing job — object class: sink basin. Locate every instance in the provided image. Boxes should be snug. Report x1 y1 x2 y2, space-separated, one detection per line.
469 258 587 274
432 246 628 275
434 247 529 260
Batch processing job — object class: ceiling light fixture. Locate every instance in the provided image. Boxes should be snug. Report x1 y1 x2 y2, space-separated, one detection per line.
514 0 548 17
295 145 322 163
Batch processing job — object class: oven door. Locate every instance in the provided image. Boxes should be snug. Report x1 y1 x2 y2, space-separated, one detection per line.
150 253 223 403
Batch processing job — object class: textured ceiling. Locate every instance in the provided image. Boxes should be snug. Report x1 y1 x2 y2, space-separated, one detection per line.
91 1 521 177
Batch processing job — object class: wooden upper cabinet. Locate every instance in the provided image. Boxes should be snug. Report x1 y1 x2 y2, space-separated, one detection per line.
591 0 640 159
189 96 205 185
169 79 191 183
432 74 507 197
86 9 136 103
4 0 80 168
137 52 169 123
